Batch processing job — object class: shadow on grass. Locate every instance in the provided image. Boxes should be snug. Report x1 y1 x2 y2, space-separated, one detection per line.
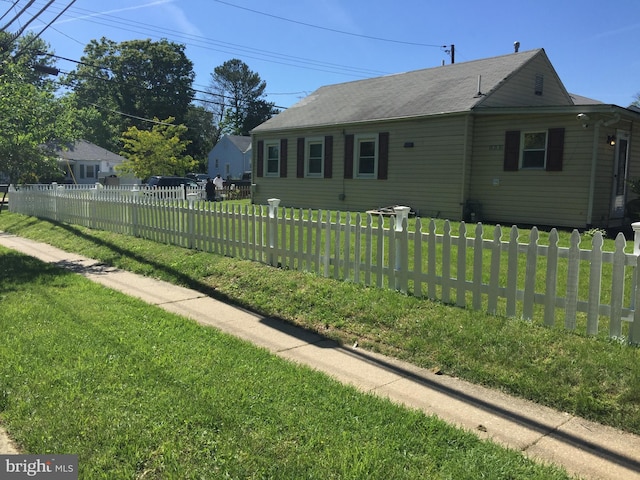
259 315 640 475
0 218 260 315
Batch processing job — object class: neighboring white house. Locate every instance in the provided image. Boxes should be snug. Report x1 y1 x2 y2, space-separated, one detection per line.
55 139 139 185
207 135 251 180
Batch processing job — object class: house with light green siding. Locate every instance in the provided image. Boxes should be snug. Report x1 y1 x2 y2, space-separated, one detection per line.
251 48 640 229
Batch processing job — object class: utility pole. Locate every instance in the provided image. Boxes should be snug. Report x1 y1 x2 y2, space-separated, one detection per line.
449 44 455 64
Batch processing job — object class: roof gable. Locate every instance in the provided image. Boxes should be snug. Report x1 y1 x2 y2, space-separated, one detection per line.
54 140 126 163
226 135 252 153
253 49 571 132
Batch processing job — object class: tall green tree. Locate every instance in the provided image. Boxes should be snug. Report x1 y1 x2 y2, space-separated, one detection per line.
118 117 196 180
206 59 278 136
65 37 195 152
0 33 78 183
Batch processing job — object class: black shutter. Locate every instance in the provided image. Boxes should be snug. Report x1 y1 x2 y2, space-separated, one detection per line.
296 137 305 178
324 135 333 178
504 131 520 171
344 134 354 179
280 139 288 178
377 132 389 180
546 128 564 171
256 140 264 177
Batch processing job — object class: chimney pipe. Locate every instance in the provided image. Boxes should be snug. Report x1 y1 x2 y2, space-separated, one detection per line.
514 41 520 53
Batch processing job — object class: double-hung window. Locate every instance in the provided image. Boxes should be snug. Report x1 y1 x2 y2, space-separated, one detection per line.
265 141 280 176
521 131 547 169
504 128 564 172
355 135 377 178
306 138 324 177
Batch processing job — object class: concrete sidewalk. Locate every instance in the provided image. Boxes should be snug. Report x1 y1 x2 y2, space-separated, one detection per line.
1 232 639 479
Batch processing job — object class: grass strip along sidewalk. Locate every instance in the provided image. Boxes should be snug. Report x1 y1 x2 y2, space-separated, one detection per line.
0 213 639 431
0 247 572 478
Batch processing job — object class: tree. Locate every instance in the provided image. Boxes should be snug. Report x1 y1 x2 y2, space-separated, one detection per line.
183 105 216 169
118 117 196 180
65 37 195 151
206 59 278 136
0 33 79 183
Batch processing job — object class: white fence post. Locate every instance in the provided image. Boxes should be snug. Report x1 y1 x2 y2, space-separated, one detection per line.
393 206 410 292
267 198 280 266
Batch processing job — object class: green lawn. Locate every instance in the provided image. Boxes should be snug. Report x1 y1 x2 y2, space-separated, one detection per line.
0 211 639 439
0 246 571 479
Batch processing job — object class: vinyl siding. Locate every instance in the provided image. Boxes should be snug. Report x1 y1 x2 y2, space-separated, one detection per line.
468 114 593 228
479 53 572 108
252 112 639 229
252 115 469 218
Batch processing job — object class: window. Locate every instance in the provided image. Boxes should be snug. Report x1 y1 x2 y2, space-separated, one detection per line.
306 138 324 177
344 132 388 179
521 131 547 169
355 135 377 178
504 128 564 172
265 141 280 176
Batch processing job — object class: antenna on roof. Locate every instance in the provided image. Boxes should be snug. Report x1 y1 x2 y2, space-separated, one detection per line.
514 41 520 53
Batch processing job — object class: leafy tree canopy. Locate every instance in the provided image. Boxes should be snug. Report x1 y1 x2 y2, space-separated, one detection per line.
0 33 79 183
65 37 195 152
118 117 196 180
207 59 279 136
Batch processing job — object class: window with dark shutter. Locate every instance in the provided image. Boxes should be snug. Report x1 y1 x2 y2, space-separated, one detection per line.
280 139 288 178
324 135 333 178
296 138 304 178
503 131 520 171
257 140 264 177
344 134 354 178
546 128 564 171
378 132 389 180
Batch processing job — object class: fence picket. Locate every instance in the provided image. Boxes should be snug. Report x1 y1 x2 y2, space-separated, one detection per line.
587 233 604 335
487 225 501 315
456 222 467 308
610 233 627 338
506 226 518 317
523 227 539 321
544 229 559 327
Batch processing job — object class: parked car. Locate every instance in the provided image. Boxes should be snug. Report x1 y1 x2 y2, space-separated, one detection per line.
147 176 199 188
185 173 209 187
144 176 202 199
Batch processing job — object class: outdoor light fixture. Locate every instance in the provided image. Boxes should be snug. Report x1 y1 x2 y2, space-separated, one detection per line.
607 135 616 146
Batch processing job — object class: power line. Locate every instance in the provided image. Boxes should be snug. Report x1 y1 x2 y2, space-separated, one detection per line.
15 0 77 58
0 0 37 32
24 2 392 79
212 0 447 48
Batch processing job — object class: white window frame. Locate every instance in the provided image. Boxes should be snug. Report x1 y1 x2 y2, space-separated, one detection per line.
520 131 547 169
354 134 378 179
305 137 324 178
264 140 280 177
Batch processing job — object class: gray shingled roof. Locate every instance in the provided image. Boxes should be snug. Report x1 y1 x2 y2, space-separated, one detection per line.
226 135 252 153
54 139 126 162
254 49 545 132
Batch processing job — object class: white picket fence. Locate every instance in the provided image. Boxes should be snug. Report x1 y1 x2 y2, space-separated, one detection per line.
8 184 640 344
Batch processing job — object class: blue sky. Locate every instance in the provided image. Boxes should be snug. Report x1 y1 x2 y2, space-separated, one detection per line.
7 0 640 109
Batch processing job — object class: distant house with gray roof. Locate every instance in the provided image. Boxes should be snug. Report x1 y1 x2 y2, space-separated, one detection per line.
207 135 252 180
251 48 640 229
54 139 139 185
